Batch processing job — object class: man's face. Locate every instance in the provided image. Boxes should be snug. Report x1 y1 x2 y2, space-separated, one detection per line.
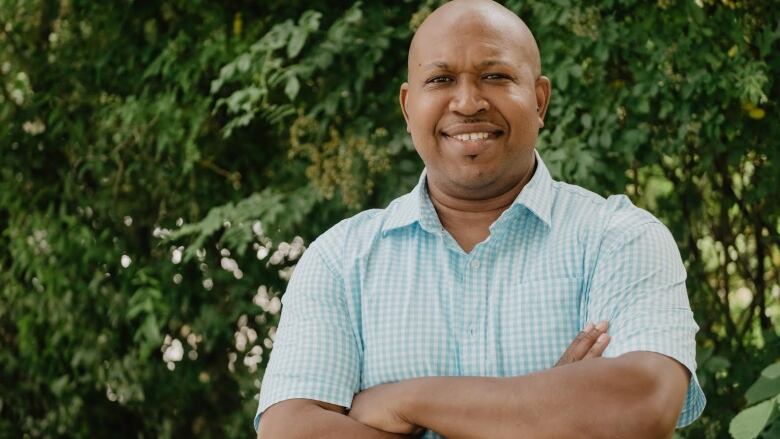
400 12 549 198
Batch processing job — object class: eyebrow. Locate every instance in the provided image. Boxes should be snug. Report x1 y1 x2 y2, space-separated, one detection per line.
422 59 515 70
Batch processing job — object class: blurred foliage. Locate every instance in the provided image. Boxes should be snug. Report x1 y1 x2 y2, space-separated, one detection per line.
0 0 778 438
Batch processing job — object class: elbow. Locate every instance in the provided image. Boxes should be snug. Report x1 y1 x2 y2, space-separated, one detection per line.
615 353 689 439
257 399 349 439
638 399 679 439
257 400 320 439
637 372 688 438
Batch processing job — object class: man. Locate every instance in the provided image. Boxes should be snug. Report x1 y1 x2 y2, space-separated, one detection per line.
255 0 705 437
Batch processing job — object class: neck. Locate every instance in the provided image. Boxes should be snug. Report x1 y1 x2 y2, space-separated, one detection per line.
427 164 536 231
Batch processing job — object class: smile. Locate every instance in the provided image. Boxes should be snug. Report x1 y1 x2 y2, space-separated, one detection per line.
441 122 504 143
441 131 502 157
450 132 491 141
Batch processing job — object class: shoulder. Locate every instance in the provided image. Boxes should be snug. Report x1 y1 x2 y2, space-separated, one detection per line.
597 194 672 254
570 190 676 258
308 191 415 270
550 180 610 216
549 181 671 249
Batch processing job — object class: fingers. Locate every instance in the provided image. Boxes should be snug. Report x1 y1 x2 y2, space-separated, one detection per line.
583 331 610 359
555 325 588 367
570 320 608 360
555 320 610 366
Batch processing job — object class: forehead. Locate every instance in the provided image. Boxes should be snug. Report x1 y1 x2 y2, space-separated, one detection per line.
410 11 530 71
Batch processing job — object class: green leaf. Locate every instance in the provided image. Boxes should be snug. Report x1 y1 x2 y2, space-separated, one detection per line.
262 20 293 50
287 27 307 58
236 53 251 73
762 363 780 380
298 10 322 32
600 131 612 148
746 375 780 405
285 75 300 101
707 355 731 372
581 113 592 129
729 398 775 439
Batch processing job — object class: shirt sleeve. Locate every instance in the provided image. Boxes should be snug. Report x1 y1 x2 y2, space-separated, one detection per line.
254 241 360 431
585 217 706 428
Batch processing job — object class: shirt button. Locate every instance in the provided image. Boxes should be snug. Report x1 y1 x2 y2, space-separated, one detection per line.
469 259 480 269
468 325 476 336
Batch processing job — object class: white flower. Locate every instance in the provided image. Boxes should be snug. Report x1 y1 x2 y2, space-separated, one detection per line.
171 246 183 264
235 331 247 352
268 251 284 265
221 257 238 271
246 328 257 344
254 286 270 309
163 339 184 362
278 264 296 281
268 297 282 315
228 352 237 373
10 89 24 105
152 227 171 239
252 221 264 237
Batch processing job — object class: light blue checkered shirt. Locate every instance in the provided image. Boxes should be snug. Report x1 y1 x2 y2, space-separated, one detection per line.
255 152 705 436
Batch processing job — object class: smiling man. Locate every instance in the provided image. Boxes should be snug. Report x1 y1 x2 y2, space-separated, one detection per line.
255 1 705 438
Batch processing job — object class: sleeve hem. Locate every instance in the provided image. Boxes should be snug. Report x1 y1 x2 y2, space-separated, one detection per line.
254 381 356 432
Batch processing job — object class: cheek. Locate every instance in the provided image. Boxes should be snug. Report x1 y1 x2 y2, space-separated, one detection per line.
408 94 445 136
498 93 539 136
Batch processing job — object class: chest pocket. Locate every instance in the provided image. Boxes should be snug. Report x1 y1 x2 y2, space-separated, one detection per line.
496 277 582 376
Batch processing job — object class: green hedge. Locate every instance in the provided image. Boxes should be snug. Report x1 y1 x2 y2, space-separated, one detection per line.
1 0 778 437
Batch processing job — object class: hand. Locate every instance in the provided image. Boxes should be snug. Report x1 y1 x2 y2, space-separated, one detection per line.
349 381 425 437
555 320 610 367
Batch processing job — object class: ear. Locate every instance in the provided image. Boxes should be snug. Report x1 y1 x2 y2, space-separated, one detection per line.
399 82 411 133
534 76 551 128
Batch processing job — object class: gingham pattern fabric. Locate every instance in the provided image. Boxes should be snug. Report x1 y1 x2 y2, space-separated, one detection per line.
255 152 705 436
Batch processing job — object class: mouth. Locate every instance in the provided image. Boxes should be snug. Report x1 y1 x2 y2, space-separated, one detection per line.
440 130 503 157
443 131 502 141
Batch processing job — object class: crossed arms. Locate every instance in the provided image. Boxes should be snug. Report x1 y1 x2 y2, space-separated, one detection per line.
257 219 700 438
257 323 690 439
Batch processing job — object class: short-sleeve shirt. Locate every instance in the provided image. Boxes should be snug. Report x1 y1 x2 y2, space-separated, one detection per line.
255 152 706 436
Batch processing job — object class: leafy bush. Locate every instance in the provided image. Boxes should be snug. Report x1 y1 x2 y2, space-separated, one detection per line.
0 0 777 437
729 362 780 439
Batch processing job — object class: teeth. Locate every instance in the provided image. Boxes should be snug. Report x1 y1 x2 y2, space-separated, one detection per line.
452 132 490 141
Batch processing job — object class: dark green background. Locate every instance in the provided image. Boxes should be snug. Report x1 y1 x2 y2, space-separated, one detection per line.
1 0 778 437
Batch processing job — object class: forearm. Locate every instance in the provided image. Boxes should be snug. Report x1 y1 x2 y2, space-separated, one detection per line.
403 353 684 439
259 399 412 439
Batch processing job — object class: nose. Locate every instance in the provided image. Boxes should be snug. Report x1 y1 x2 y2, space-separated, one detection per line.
449 79 489 115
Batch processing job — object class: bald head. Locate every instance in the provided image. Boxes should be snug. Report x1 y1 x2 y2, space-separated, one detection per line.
409 0 541 78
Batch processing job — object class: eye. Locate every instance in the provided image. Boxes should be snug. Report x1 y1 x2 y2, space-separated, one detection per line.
483 73 512 81
426 76 453 84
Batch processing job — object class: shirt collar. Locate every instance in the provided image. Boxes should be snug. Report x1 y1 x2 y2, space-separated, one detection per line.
381 150 554 235
507 149 554 228
380 170 429 235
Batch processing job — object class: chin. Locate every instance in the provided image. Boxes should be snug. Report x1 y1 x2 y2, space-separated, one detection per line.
449 168 501 192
